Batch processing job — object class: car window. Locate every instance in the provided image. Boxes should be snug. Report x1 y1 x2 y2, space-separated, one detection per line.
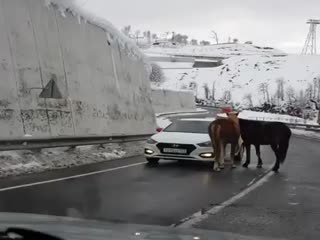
164 121 210 134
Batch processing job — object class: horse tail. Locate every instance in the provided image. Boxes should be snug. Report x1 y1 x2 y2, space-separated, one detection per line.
213 124 222 162
278 128 292 164
208 122 216 158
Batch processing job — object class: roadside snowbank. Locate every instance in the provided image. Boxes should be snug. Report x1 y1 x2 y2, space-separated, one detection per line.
217 110 317 125
0 142 145 178
291 129 320 140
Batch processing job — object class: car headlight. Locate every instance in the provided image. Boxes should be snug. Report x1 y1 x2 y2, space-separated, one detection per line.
198 141 212 147
146 138 157 144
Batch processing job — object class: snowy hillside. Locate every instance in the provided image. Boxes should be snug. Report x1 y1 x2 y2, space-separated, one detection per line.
144 43 285 58
146 43 320 107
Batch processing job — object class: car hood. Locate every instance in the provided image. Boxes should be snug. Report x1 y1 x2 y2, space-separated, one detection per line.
0 213 282 240
152 132 210 144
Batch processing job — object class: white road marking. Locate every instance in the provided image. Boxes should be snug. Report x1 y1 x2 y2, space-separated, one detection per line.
0 162 146 192
175 171 274 228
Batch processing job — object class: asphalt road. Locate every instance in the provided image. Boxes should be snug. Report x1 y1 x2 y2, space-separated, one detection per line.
0 146 274 225
0 109 319 240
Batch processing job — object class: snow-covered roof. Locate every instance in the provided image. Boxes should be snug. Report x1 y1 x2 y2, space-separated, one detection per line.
45 0 144 60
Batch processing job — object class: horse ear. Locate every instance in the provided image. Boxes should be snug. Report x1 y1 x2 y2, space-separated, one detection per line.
236 112 240 116
226 112 230 117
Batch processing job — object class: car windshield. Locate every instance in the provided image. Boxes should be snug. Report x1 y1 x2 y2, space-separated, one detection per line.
164 121 210 134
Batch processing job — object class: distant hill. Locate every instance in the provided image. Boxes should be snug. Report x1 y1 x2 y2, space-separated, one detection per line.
144 43 320 107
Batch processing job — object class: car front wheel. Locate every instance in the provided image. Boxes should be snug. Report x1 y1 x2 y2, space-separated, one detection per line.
146 158 159 164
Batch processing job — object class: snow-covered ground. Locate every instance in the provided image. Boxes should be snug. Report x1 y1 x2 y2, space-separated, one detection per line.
145 44 320 107
144 43 285 58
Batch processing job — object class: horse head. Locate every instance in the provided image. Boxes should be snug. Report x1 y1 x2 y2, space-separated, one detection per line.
226 112 240 125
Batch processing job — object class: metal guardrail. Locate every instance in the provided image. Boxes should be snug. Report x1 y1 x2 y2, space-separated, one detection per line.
157 109 209 118
0 134 153 151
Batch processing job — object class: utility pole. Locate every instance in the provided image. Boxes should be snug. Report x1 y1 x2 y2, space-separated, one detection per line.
302 19 320 55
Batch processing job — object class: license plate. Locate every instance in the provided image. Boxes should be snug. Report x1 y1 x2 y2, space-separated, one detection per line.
163 148 187 154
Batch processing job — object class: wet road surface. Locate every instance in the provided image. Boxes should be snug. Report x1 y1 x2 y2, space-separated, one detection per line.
194 136 320 240
0 150 273 226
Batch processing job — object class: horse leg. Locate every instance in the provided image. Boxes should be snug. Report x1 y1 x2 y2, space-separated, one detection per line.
255 145 263 168
271 144 280 172
230 143 237 169
219 143 226 169
242 144 251 168
213 142 223 172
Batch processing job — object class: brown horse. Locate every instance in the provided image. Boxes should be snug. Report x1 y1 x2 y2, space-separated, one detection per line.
208 112 240 171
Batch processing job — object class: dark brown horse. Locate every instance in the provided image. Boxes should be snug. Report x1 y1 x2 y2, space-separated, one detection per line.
239 119 292 172
208 112 240 171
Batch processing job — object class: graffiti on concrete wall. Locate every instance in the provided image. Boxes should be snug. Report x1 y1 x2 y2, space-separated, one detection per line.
0 0 156 139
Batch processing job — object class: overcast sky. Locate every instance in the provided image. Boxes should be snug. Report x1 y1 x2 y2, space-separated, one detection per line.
77 0 320 53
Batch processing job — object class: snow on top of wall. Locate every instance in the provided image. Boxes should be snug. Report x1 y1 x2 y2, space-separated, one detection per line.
45 0 145 61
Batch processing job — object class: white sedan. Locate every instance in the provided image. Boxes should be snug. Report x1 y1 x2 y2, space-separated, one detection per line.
144 119 215 164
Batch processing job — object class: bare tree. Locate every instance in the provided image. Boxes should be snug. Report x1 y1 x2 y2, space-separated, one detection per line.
134 30 141 43
211 81 216 101
316 76 320 101
200 40 210 46
122 25 132 37
297 90 307 107
286 86 296 104
143 31 151 44
306 83 313 100
276 77 285 102
191 39 198 45
313 78 318 99
173 33 189 44
151 33 158 40
259 82 270 103
210 30 219 44
270 95 276 105
203 83 210 100
243 93 253 107
149 63 164 83
223 90 232 102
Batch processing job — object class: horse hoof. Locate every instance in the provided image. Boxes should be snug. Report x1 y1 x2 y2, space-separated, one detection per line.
220 165 225 169
272 167 279 173
213 168 221 172
242 163 249 168
232 164 237 169
257 165 263 169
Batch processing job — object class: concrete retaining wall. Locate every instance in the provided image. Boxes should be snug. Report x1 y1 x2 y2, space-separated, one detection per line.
0 0 156 139
151 89 196 113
